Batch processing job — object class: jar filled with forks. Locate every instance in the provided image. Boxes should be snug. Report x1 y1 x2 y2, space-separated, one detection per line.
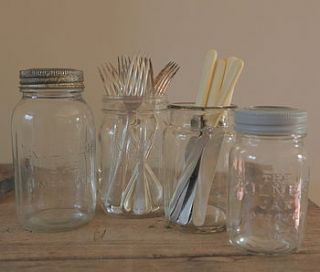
98 56 178 217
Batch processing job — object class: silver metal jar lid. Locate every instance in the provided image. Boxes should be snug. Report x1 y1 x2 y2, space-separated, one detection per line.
19 68 84 90
234 106 308 135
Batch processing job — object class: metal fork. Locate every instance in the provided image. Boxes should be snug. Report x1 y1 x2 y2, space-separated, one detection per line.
99 56 179 215
119 56 157 214
154 61 179 95
101 56 152 213
99 58 179 96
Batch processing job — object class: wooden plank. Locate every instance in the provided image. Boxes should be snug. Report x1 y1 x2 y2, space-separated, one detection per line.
0 163 14 198
1 254 320 272
0 199 240 260
0 163 13 180
0 195 320 260
1 164 320 271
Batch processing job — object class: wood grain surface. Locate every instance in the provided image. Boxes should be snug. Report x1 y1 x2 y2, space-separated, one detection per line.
0 164 13 181
0 165 319 271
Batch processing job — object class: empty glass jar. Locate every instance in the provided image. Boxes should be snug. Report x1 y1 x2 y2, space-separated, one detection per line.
12 68 96 232
228 106 309 254
99 95 168 217
164 103 235 233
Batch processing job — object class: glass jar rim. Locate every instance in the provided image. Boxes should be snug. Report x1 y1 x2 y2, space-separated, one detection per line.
169 102 237 110
101 94 168 113
102 94 168 103
20 84 84 92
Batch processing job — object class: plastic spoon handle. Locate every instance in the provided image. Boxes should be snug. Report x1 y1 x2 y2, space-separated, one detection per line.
218 57 244 106
206 59 227 107
192 57 244 227
192 131 224 226
195 49 218 106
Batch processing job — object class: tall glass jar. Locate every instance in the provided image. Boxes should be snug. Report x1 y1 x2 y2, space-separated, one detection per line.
228 106 309 254
164 103 235 233
99 95 168 217
12 68 96 232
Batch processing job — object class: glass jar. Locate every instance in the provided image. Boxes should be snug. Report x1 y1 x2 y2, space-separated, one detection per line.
12 68 96 232
99 95 168 217
228 106 309 254
164 103 235 233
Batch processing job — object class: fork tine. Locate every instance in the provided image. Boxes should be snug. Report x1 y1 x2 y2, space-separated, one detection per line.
117 56 130 95
159 65 179 95
165 64 179 84
99 55 178 97
125 56 131 70
124 55 138 96
117 56 122 80
144 56 152 96
147 58 154 95
154 62 170 91
101 64 116 96
105 62 117 77
154 61 173 86
135 56 142 96
121 56 129 95
138 56 147 96
156 62 179 95
104 62 120 96
98 66 110 95
136 56 145 96
140 57 149 96
118 56 126 78
132 55 140 96
154 61 176 88
117 58 123 96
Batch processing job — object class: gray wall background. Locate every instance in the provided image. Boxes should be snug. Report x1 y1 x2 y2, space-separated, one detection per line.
1 0 319 204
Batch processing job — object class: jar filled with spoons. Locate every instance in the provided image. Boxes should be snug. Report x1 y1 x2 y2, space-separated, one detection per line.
163 103 235 232
163 49 244 232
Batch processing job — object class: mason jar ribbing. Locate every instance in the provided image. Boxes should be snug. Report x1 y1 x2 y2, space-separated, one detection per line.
12 68 96 232
228 106 309 255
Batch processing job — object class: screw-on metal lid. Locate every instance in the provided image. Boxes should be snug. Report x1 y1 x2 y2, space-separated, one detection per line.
234 106 308 135
19 68 84 90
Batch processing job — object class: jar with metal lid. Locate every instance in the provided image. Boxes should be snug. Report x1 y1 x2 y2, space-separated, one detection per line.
228 106 309 254
12 68 96 232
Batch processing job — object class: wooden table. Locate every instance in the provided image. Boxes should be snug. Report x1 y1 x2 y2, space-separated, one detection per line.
1 166 320 271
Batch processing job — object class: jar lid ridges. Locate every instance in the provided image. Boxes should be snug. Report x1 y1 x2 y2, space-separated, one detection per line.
234 106 307 135
19 68 84 89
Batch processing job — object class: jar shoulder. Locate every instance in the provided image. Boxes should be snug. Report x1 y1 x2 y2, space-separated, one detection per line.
11 96 94 127
12 98 94 120
230 141 308 163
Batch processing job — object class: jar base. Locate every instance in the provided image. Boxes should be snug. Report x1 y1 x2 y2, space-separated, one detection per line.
102 204 163 218
167 205 226 234
22 208 92 232
229 235 298 255
168 221 225 234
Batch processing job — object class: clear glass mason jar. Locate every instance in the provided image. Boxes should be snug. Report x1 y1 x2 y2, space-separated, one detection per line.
98 95 168 217
164 103 235 233
12 68 96 232
228 106 309 255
